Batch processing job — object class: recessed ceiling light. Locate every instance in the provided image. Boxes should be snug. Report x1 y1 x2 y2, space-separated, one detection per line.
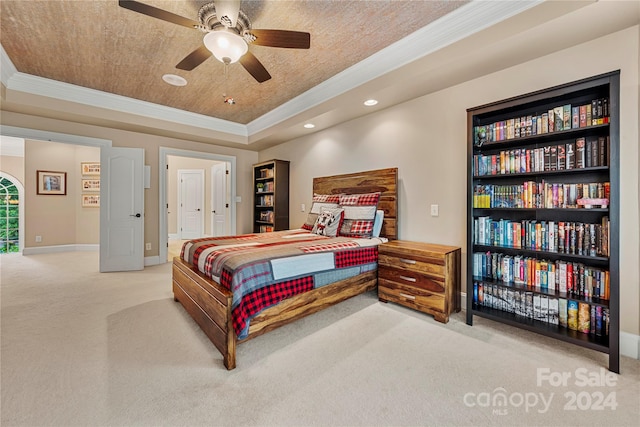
304 123 315 129
364 99 378 106
162 74 187 87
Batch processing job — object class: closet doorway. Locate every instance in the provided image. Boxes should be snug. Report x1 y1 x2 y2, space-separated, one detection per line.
159 147 237 264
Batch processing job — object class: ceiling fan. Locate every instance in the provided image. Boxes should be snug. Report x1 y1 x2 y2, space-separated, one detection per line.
118 0 311 83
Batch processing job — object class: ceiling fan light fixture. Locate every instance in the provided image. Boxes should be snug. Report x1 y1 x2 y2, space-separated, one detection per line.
203 30 248 64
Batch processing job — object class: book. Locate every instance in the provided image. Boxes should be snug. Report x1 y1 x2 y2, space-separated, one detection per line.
549 145 558 171
533 294 542 321
543 146 551 171
575 138 586 168
554 106 564 131
567 300 579 330
557 144 566 170
572 106 579 129
578 302 590 333
565 142 575 169
599 136 607 166
548 297 559 325
540 294 549 323
579 105 587 127
559 298 568 327
563 105 571 130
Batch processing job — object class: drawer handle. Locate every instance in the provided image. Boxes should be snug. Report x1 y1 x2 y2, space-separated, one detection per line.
399 258 416 264
399 275 417 283
399 293 416 300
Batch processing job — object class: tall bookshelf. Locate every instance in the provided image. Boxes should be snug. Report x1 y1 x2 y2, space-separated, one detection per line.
253 159 290 233
466 71 620 373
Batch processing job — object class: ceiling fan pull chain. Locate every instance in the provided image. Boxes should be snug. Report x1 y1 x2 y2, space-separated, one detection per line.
223 62 235 105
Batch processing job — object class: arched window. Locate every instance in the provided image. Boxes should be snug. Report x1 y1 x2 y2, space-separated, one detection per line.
0 176 20 253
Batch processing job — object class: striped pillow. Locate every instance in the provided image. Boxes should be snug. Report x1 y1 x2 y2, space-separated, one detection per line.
338 192 381 238
301 194 342 230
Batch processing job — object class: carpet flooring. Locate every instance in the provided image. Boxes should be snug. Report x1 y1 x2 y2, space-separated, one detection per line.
1 251 638 426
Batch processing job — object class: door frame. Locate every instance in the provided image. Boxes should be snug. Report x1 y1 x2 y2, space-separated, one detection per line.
159 147 237 264
177 168 205 239
0 125 111 257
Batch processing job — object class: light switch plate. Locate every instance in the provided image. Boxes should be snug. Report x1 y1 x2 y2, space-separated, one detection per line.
430 204 439 217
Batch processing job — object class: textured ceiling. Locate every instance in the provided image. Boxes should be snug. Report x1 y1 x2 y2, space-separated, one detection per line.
0 0 468 124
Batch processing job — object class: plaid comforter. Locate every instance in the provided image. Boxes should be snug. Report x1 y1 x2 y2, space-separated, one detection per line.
181 229 387 339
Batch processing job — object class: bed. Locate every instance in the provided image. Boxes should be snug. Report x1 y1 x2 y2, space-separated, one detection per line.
172 167 398 369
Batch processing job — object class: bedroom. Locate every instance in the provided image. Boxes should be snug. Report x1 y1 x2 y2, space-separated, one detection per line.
1 0 639 425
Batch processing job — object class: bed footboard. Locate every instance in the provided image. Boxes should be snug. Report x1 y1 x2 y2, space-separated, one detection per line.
173 256 377 370
172 257 236 370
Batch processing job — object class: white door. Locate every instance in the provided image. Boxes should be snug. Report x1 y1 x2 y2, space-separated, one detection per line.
100 147 144 272
211 162 228 236
179 169 204 239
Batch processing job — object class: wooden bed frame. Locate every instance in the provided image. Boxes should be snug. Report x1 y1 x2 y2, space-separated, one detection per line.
172 167 398 369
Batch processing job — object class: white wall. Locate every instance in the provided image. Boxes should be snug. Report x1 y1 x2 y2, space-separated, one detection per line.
260 26 640 339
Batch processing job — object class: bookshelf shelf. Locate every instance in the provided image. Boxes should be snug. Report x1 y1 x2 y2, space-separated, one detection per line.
253 160 289 233
466 71 620 372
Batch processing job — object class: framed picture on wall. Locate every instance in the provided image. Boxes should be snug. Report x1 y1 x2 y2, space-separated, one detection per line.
81 194 100 207
36 170 67 195
81 162 100 176
82 179 100 192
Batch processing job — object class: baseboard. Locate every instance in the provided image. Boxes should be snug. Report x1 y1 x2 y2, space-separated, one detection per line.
144 255 160 266
460 292 640 360
22 244 99 255
620 332 640 360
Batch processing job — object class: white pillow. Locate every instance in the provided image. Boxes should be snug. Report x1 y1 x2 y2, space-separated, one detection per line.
372 210 384 238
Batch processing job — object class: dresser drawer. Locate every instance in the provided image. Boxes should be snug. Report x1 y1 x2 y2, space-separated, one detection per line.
378 279 445 313
378 253 445 278
378 266 445 294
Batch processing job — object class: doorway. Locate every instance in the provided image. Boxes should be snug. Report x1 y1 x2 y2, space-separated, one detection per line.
0 172 23 253
159 147 237 264
0 126 145 272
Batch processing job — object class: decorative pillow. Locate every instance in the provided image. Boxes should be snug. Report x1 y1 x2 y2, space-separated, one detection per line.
338 192 381 238
311 207 345 237
301 194 342 230
372 209 385 238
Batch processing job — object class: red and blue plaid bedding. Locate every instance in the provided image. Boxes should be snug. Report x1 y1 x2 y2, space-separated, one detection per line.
181 229 387 339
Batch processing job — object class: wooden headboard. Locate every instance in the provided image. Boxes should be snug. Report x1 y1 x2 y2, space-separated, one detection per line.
312 167 398 240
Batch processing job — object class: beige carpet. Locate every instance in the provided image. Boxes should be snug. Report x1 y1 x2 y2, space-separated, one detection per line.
1 251 639 426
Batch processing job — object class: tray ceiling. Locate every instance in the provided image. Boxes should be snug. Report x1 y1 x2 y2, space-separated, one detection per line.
0 0 468 125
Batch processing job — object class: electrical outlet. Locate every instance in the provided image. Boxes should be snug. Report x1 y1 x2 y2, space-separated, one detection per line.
301 203 305 212
145 242 151 251
35 235 42 243
430 204 439 217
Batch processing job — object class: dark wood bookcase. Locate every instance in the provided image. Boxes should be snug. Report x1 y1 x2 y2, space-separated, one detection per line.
253 159 290 233
466 71 620 372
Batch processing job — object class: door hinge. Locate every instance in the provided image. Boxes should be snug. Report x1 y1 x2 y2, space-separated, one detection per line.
166 164 169 169
226 170 229 175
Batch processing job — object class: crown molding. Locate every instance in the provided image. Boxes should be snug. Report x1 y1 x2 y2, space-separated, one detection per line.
0 50 247 138
1 0 542 143
246 0 542 134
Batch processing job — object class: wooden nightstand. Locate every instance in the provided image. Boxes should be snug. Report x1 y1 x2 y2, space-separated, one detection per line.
378 240 461 323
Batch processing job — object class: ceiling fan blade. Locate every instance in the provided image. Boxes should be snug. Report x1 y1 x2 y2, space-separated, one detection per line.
175 46 212 71
249 29 310 49
118 0 200 29
214 0 241 28
239 51 271 83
